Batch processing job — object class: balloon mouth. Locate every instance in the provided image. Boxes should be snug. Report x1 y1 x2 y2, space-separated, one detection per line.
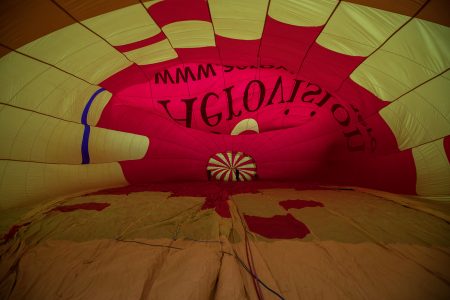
206 151 257 182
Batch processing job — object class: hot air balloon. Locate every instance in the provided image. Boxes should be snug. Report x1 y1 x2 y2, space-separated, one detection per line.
0 0 449 299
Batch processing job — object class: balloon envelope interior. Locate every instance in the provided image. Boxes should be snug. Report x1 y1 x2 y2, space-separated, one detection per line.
0 1 449 299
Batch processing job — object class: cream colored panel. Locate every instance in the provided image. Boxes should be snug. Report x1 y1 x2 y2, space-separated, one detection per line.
124 39 178 65
0 161 127 209
162 21 215 48
269 0 337 27
443 70 450 80
380 72 450 150
17 23 132 84
317 2 408 56
352 53 435 101
89 127 149 163
86 91 112 126
209 0 269 40
0 51 49 102
351 19 450 101
231 118 259 135
0 105 148 164
383 19 450 72
413 139 450 196
0 105 82 164
82 4 161 46
0 51 111 125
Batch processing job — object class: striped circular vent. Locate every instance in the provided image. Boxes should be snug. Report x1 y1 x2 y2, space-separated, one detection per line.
207 152 257 182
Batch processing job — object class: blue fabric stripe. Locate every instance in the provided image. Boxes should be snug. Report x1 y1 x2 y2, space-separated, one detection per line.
81 87 105 125
81 88 106 164
81 125 91 164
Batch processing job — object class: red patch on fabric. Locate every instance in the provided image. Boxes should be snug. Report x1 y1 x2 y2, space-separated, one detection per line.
444 136 450 163
51 202 110 212
88 182 332 218
1 222 31 243
244 213 310 239
279 199 324 210
89 182 330 196
201 193 231 218
114 31 166 53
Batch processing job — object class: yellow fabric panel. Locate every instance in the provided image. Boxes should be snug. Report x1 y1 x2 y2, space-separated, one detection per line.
380 72 450 150
0 105 82 164
413 139 450 196
0 105 147 164
351 19 450 101
0 55 110 126
382 19 450 72
317 2 408 56
82 4 161 46
351 53 436 100
89 127 149 163
0 161 127 210
230 118 259 135
123 39 178 65
0 51 112 125
17 23 132 84
85 91 112 126
268 0 337 27
208 0 269 40
0 51 49 102
0 104 149 164
356 187 450 217
162 21 215 48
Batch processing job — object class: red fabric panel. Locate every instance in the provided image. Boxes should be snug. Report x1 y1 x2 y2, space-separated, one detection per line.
259 17 323 73
215 36 260 65
298 43 365 92
97 62 417 194
176 47 221 64
338 78 388 115
323 150 416 194
148 0 210 26
100 64 150 94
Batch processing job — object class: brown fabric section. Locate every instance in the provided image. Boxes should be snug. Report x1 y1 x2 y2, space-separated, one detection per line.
344 0 426 16
1 188 449 299
417 0 450 27
54 0 140 21
255 241 450 299
5 239 449 299
344 0 450 27
0 45 11 58
1 0 448 52
0 0 74 49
